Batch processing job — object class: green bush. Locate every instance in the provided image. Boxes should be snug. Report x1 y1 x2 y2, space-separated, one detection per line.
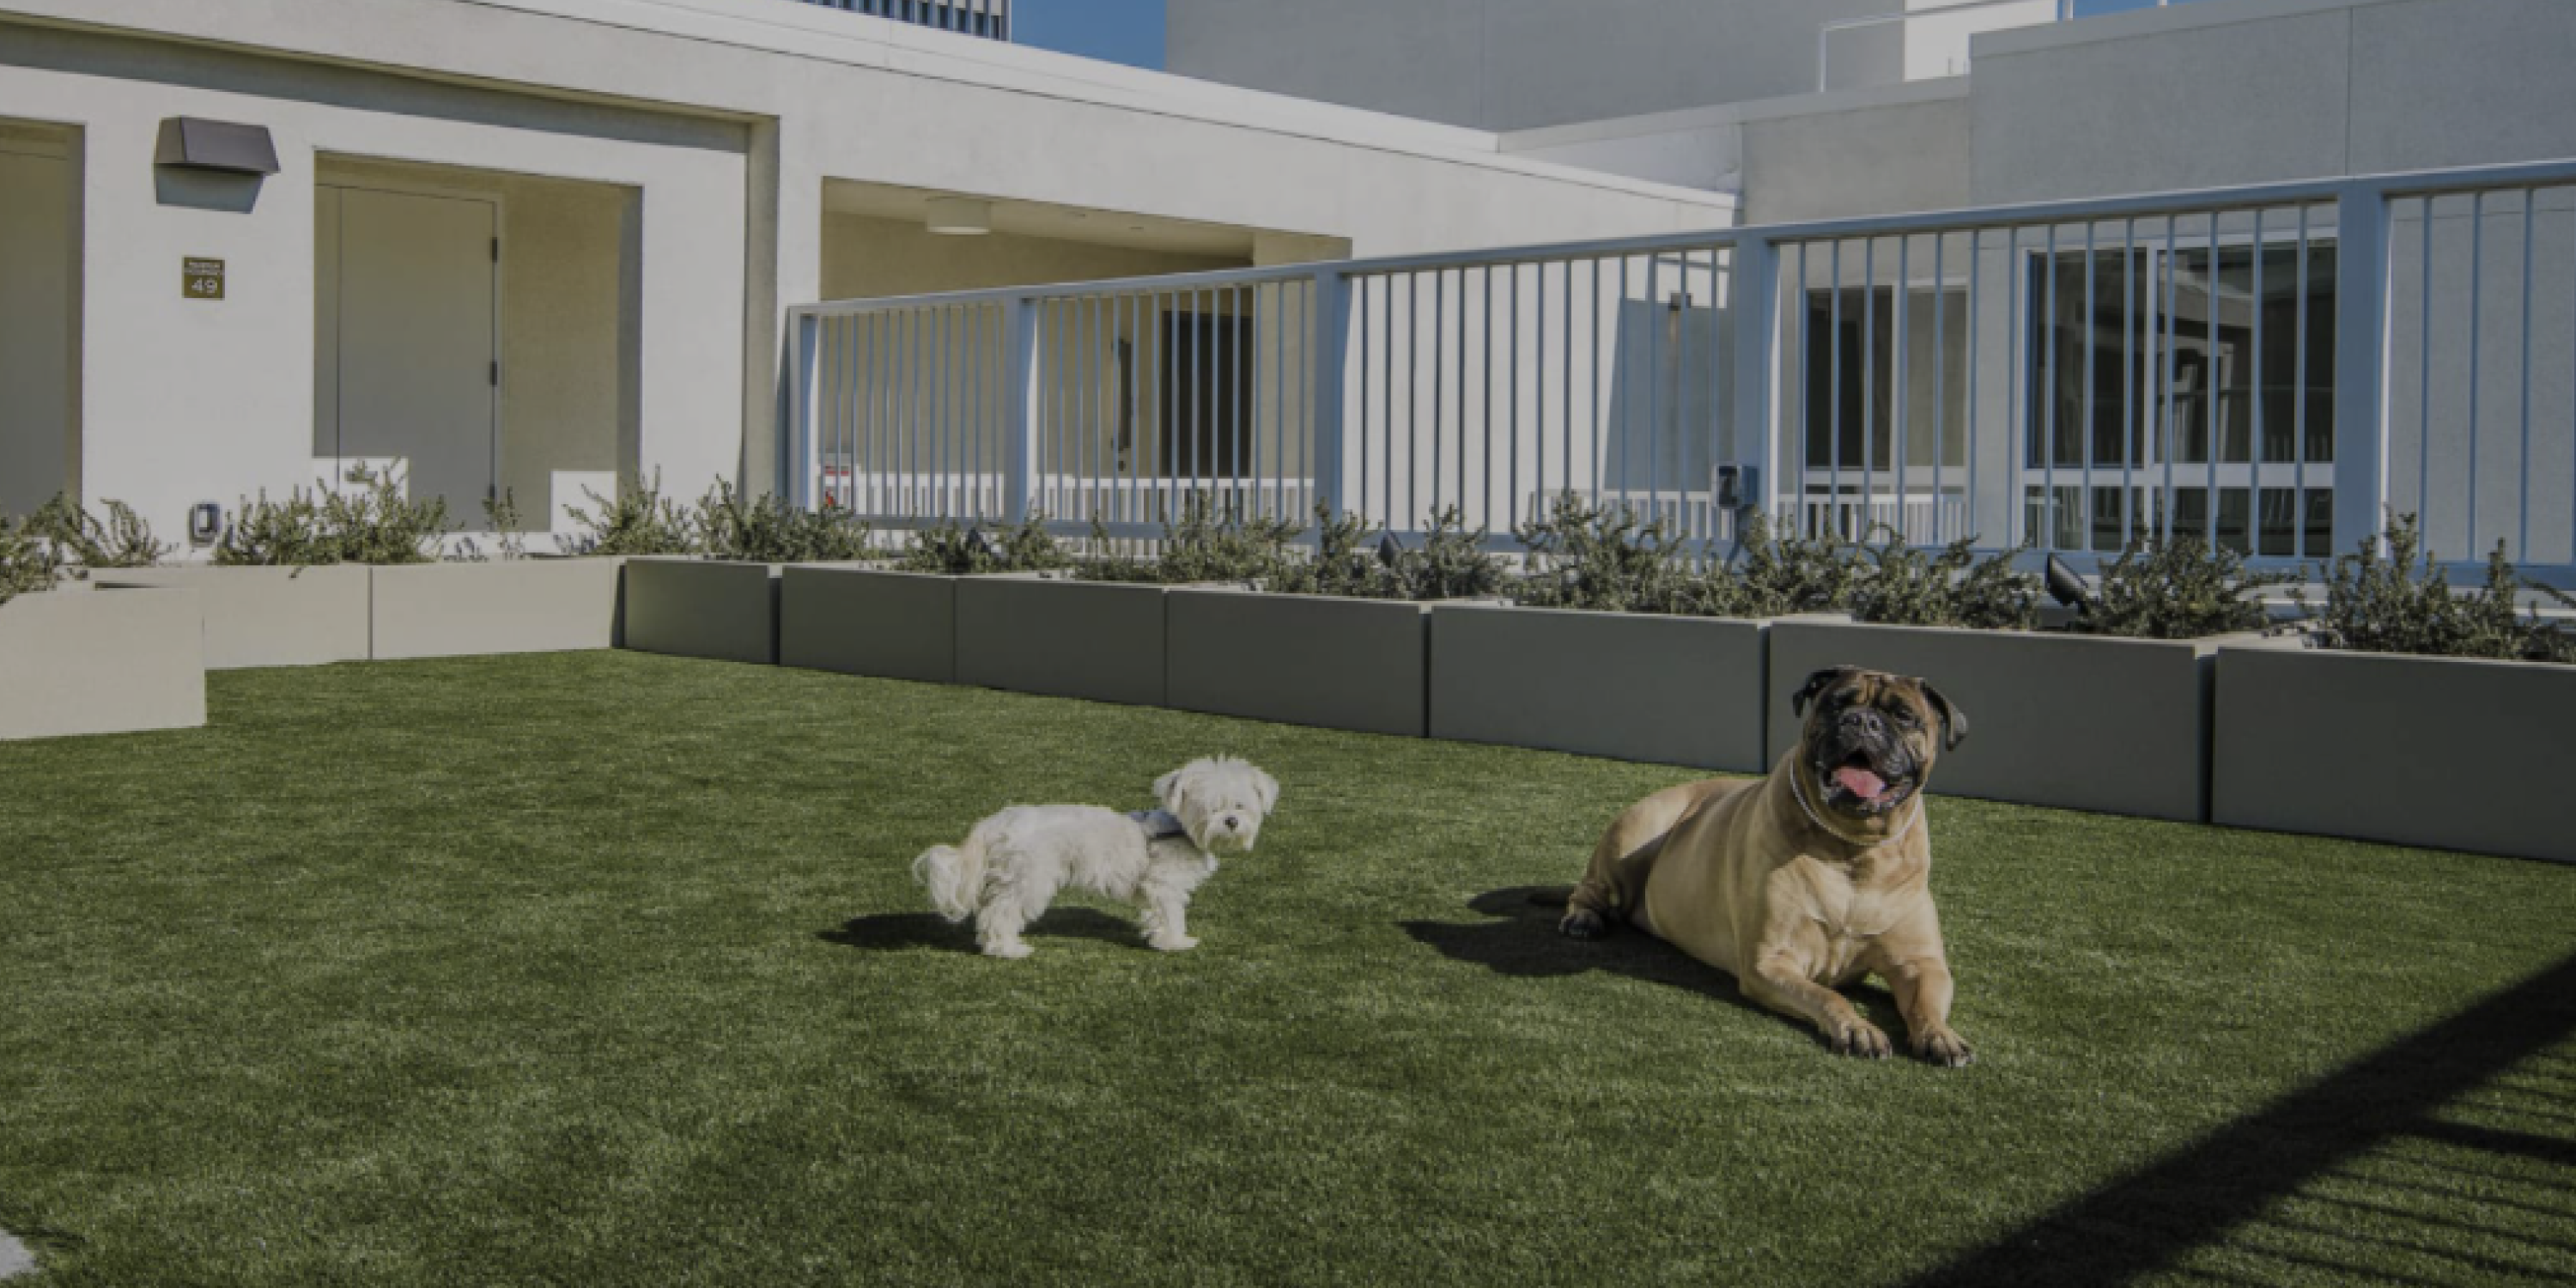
0 513 56 605
2076 535 2295 640
1724 510 1863 618
1848 528 2040 631
1510 493 1710 615
695 481 872 563
216 470 452 567
1271 506 1509 601
27 495 172 573
564 472 700 556
896 514 1069 575
1075 495 1302 586
2302 512 2574 663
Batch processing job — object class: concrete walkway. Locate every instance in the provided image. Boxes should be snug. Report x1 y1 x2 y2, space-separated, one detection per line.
0 1229 32 1279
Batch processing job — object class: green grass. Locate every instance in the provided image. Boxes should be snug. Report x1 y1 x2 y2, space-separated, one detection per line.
0 653 2569 1287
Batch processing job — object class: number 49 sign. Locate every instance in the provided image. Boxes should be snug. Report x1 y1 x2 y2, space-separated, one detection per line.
183 258 225 301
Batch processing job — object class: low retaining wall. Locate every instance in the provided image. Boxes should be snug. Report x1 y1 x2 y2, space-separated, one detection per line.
956 576 1166 706
2214 647 2576 863
1167 590 1427 737
93 565 371 669
0 587 207 740
622 559 780 666
1766 620 2245 822
1431 604 1770 770
370 559 626 659
779 567 955 683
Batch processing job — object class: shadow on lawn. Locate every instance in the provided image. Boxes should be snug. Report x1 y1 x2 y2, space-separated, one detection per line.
1398 886 1906 1036
819 908 1145 955
1899 949 2576 1288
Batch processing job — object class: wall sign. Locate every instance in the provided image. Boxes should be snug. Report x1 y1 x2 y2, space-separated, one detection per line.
183 257 225 301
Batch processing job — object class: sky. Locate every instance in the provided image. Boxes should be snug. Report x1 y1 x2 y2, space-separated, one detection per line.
1011 0 2208 74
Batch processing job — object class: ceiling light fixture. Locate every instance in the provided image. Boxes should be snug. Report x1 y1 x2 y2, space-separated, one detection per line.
926 196 992 236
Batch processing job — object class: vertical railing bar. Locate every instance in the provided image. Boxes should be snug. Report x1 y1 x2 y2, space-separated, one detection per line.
2207 213 2221 548
1830 240 1844 537
2468 191 2485 552
2253 210 2269 554
2420 199 2434 526
2082 220 2096 552
2043 222 2058 550
2294 205 2311 556
1589 257 1603 507
1897 234 1911 544
1798 242 1813 533
1484 262 1498 532
1510 262 1522 533
1935 233 1948 543
2519 186 2536 561
1965 234 1978 544
2005 228 2021 548
1561 258 1573 511
1863 237 1877 539
1432 267 1448 525
1357 278 1371 526
2122 217 2136 546
2162 215 2178 543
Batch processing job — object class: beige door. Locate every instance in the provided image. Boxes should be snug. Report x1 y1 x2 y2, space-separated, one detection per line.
315 184 497 519
0 145 74 519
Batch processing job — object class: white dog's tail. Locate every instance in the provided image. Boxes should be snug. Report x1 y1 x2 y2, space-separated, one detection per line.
912 834 988 923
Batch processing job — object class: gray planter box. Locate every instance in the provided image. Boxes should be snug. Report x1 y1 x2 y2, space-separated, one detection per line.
957 574 1166 706
92 564 372 669
1766 619 2248 822
1431 603 1771 770
620 558 780 665
370 559 626 659
779 566 955 683
0 587 206 740
1167 589 1426 737
2215 647 2576 863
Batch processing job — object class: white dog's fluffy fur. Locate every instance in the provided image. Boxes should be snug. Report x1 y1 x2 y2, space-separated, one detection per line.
913 756 1280 957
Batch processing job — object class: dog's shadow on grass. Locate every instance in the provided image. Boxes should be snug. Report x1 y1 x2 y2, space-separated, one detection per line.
1401 886 1906 1036
819 908 1143 955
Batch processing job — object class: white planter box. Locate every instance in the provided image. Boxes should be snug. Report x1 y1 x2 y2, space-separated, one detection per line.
369 559 625 659
956 574 1166 706
91 565 372 669
1431 603 1772 770
779 567 955 683
2215 646 2576 863
0 587 206 740
1166 589 1427 737
621 558 780 666
1766 619 2251 822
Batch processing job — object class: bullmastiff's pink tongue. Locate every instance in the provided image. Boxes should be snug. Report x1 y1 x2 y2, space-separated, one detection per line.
1834 766 1886 799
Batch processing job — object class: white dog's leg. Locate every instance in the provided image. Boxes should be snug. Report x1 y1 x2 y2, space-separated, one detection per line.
975 880 1051 959
1140 881 1197 951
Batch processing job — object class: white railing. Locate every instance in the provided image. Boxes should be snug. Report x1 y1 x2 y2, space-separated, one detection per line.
789 157 2576 575
793 0 1008 40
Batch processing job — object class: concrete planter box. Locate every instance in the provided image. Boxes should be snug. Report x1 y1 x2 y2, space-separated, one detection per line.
370 558 626 659
0 587 206 740
92 565 372 669
620 558 781 665
957 574 1166 706
1765 619 2251 822
2215 647 2576 863
1167 589 1427 737
1431 603 1771 770
779 566 955 683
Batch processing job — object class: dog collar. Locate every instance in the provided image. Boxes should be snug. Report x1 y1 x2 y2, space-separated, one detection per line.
1127 809 1188 841
1789 768 1923 851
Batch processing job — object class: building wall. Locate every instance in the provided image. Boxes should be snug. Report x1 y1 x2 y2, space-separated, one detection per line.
1166 0 1903 133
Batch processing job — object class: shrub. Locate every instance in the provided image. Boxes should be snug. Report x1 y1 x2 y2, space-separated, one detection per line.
1510 493 1709 615
563 472 701 556
896 514 1070 575
216 470 453 566
2075 535 2296 640
1270 506 1509 601
1848 528 2041 631
0 513 56 605
2302 512 2574 663
469 490 529 562
27 495 172 573
1725 509 1863 617
1076 495 1301 586
695 481 872 563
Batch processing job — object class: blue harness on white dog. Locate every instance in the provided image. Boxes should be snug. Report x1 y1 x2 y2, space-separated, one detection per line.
1127 809 1188 841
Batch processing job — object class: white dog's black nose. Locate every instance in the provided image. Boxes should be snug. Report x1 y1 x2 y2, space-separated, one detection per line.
1221 817 1241 830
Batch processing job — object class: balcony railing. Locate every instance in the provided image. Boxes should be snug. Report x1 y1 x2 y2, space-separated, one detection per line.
787 157 2576 580
793 0 1008 41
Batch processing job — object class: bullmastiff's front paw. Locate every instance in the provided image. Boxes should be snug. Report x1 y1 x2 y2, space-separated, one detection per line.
1912 1026 1974 1068
1558 908 1608 939
1826 1017 1893 1059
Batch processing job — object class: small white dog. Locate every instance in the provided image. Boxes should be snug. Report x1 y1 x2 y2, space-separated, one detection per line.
913 756 1280 958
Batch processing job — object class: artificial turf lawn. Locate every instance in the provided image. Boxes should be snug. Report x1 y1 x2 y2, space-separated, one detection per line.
0 652 2570 1288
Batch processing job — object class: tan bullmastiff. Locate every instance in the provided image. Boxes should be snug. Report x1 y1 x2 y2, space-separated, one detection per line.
1558 666 1974 1066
